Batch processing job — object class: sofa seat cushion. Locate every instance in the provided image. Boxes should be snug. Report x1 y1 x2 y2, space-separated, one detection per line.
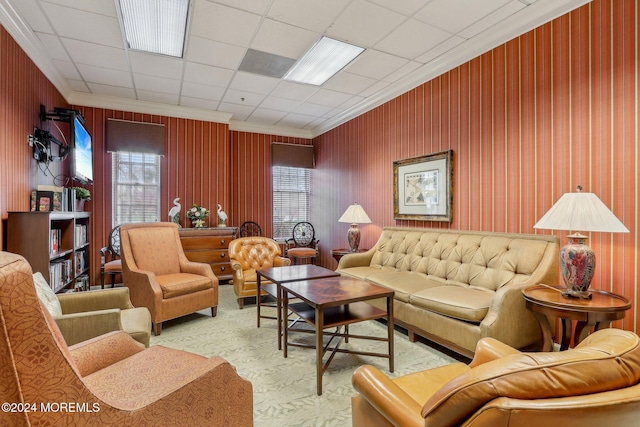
410 286 493 323
366 271 443 303
338 266 391 280
157 273 212 299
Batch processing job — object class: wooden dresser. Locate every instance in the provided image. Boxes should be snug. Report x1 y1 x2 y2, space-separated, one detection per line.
178 227 237 281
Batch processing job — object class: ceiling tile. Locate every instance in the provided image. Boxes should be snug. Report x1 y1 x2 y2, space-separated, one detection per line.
416 35 466 64
206 0 271 15
229 72 280 95
51 59 80 79
41 2 123 48
383 61 422 83
375 19 452 60
184 62 234 87
325 0 406 48
137 90 180 105
35 32 70 61
14 0 53 33
459 1 525 39
307 89 354 108
87 82 135 99
270 81 318 101
43 0 117 16
345 49 409 80
266 0 345 33
278 112 316 128
323 72 377 95
293 102 333 117
219 102 255 121
62 38 128 70
366 0 431 17
128 52 184 80
180 96 220 110
258 96 300 112
248 108 288 125
133 74 181 95
223 88 266 107
415 0 512 34
250 18 319 59
77 63 132 87
67 79 89 92
190 1 261 47
186 36 246 70
359 80 390 98
181 81 226 101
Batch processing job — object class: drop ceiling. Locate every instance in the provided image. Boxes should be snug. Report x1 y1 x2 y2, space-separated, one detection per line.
0 0 590 138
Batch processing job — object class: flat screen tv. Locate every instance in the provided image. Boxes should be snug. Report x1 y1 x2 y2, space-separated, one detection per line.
70 116 93 184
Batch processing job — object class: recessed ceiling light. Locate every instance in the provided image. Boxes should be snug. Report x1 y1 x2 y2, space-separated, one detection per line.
118 0 190 58
283 37 364 86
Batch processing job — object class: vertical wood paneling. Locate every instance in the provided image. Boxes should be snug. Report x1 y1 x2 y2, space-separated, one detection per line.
314 0 640 333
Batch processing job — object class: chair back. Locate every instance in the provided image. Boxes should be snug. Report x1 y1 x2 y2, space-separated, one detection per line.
423 328 640 426
0 252 87 426
239 221 262 237
229 237 282 271
108 224 122 257
120 223 185 275
291 222 316 248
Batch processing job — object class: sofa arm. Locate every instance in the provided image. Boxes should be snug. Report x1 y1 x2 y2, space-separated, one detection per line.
352 365 425 427
69 331 145 377
180 261 218 285
54 309 122 346
58 287 134 313
337 248 375 270
274 256 291 267
469 337 520 368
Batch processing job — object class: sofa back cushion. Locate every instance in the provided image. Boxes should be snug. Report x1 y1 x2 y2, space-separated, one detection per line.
421 328 640 426
229 237 282 271
370 228 553 292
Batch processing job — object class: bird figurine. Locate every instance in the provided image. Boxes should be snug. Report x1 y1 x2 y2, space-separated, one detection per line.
217 204 227 227
169 197 182 227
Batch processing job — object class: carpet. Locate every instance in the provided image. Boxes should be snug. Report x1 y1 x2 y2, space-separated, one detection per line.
150 284 457 427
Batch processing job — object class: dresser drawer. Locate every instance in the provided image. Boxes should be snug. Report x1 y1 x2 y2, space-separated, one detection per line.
184 249 228 263
210 262 231 278
181 236 231 250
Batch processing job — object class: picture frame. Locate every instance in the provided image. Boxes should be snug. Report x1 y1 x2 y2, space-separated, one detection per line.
393 150 453 222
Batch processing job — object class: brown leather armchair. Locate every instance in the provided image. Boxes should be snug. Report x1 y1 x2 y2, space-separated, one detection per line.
229 236 290 308
352 328 640 427
119 222 218 335
0 251 253 427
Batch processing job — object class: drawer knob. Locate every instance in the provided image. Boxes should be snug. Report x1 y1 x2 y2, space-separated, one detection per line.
220 266 226 271
220 253 226 258
221 239 225 244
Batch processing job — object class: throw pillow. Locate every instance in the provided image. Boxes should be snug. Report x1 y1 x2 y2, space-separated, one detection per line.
33 272 62 317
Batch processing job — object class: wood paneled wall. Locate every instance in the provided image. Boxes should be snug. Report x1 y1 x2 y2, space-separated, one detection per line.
314 0 639 332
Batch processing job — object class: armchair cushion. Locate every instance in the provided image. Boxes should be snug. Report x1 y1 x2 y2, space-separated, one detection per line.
104 259 122 273
32 272 62 316
157 273 214 298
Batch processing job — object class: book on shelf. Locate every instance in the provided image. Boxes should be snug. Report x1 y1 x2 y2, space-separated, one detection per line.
50 229 60 255
75 250 87 275
49 258 72 290
74 224 87 247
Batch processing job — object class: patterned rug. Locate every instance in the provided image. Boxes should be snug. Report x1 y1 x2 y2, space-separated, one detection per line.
150 284 457 427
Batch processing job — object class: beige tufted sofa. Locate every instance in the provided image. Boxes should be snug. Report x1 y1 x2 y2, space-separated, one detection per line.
337 227 559 358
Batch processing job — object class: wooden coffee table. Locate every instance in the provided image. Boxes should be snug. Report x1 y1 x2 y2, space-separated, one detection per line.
256 265 340 349
281 276 394 395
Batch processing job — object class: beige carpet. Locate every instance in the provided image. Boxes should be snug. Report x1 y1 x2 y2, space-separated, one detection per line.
150 284 457 427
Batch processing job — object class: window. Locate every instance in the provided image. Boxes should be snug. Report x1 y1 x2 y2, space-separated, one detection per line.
112 151 161 226
272 166 310 241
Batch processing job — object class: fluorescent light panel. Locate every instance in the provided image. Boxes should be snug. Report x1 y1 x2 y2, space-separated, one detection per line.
119 0 189 58
284 37 364 86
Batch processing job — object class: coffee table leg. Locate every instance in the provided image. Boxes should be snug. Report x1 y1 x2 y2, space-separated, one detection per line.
277 284 282 350
316 307 324 396
387 295 394 373
256 274 262 328
283 291 289 358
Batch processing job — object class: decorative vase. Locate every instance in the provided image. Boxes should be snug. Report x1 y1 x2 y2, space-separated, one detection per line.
559 233 595 298
75 199 85 212
192 219 205 228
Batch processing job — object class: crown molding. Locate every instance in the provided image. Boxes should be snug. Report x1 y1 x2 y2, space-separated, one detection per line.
312 0 592 137
68 92 233 124
229 120 313 139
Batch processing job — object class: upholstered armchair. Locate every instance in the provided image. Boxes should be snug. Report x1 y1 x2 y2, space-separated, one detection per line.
0 251 253 427
119 222 218 335
352 328 640 427
33 271 151 346
229 236 290 308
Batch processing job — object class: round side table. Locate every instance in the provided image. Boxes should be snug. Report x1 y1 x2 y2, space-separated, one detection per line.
522 285 631 351
331 248 367 263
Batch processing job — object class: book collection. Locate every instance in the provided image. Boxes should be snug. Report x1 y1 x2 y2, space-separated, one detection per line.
49 259 73 291
75 224 88 247
31 185 77 212
50 229 61 256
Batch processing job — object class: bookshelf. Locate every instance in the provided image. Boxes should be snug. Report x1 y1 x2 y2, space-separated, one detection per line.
8 211 91 293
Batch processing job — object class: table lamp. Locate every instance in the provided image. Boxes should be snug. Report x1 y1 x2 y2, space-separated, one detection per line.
533 186 628 299
338 203 371 252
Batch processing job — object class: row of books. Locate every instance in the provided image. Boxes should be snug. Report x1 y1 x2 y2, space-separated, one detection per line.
50 229 62 256
49 259 73 291
75 250 87 276
75 224 88 247
31 185 78 212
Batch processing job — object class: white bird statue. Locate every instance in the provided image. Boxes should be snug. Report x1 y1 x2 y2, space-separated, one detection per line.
169 197 181 227
217 204 227 227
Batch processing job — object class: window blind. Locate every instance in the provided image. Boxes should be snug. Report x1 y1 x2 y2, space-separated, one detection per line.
272 166 310 241
112 151 161 226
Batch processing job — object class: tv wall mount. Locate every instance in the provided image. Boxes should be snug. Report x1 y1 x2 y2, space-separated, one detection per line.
30 105 85 163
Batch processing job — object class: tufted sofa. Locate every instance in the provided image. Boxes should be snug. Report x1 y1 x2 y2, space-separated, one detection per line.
337 227 559 358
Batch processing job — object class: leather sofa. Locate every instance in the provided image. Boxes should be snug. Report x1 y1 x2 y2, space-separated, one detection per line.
352 328 640 426
0 251 253 426
337 227 559 357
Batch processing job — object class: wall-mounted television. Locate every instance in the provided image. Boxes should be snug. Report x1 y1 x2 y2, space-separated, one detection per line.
70 116 93 184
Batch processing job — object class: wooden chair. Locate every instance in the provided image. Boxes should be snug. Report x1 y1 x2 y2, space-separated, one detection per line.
99 224 122 288
286 221 319 265
238 221 262 237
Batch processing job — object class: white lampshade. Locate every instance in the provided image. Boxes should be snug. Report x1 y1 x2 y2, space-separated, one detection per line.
533 191 628 233
339 203 371 224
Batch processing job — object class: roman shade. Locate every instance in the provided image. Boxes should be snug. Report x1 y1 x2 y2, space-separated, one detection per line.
107 119 166 155
271 142 315 168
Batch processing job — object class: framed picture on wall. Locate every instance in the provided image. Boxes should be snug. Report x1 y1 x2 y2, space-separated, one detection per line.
393 150 453 222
